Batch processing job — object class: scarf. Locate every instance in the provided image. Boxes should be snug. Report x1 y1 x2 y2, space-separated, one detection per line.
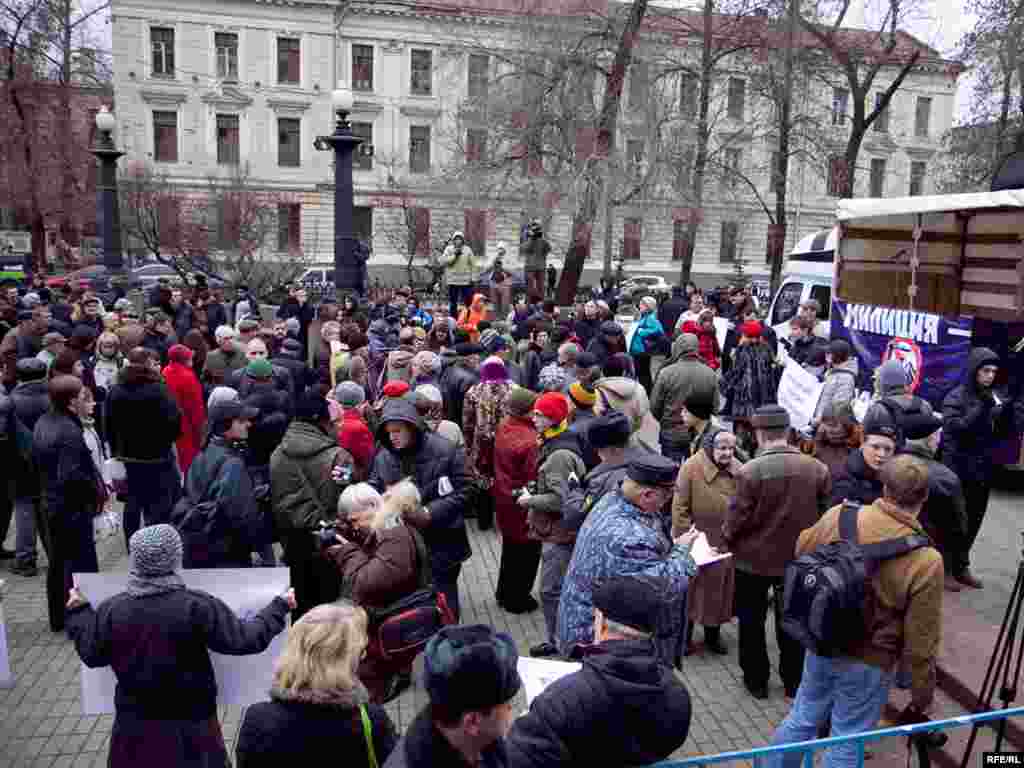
539 420 568 445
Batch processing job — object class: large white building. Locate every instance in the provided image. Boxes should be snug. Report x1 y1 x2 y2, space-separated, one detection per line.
110 0 961 286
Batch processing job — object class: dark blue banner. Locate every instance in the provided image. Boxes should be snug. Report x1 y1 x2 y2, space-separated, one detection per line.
830 300 974 408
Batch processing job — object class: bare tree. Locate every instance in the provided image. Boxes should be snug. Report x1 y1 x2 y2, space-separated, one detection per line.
798 0 925 197
120 162 313 298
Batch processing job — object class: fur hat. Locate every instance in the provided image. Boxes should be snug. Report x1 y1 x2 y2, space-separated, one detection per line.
423 625 521 715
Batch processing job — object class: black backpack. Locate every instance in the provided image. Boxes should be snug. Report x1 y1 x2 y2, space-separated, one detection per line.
171 455 232 568
781 502 932 658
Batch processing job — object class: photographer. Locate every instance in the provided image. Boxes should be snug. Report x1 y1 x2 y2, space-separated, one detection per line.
328 480 426 703
521 219 551 300
270 391 354 618
443 231 477 316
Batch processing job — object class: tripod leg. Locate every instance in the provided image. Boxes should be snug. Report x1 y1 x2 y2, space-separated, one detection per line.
994 582 1024 752
961 556 1024 768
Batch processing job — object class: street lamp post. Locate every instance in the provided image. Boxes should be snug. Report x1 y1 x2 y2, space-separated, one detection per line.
314 82 365 299
91 105 125 274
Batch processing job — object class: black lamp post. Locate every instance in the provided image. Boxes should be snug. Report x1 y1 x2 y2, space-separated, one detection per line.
314 82 364 298
91 105 125 274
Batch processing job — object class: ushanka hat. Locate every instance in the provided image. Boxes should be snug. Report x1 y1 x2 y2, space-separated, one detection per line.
423 625 521 714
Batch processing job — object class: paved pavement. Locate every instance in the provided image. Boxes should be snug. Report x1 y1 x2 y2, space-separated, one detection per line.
0 510 795 767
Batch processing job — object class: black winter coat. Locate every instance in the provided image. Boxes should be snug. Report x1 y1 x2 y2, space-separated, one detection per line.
142 329 171 366
228 365 295 403
67 589 289 720
106 365 181 461
205 302 228 340
10 379 49 432
439 362 478 426
830 448 883 508
941 347 1024 482
176 437 265 567
900 444 968 552
369 399 471 574
658 296 688 335
505 638 691 768
33 409 102 524
271 353 314 396
237 688 397 768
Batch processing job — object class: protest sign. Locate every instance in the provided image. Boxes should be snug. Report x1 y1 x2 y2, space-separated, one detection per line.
777 359 824 431
830 301 973 408
517 657 581 708
74 568 290 714
713 317 729 351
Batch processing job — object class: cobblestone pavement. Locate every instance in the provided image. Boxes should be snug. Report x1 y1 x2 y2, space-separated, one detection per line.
0 515 792 767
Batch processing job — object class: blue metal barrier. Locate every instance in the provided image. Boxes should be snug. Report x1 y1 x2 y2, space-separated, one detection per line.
653 705 1024 768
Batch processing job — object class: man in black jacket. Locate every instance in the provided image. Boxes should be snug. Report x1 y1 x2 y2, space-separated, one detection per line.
900 410 968 593
370 398 471 620
106 347 182 549
941 346 1024 588
830 406 899 508
8 359 50 575
506 575 691 768
271 338 313 396
658 286 688 338
439 342 481 427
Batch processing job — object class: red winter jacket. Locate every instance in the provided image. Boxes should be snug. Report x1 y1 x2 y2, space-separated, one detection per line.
161 361 206 475
493 414 539 544
336 408 375 479
681 320 721 371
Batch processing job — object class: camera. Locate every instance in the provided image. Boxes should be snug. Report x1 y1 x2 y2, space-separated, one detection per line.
513 481 538 499
315 520 339 550
332 462 354 486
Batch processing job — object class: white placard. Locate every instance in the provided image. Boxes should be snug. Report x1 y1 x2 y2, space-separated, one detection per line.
713 317 730 351
517 656 581 707
690 532 732 568
74 568 290 714
777 359 825 432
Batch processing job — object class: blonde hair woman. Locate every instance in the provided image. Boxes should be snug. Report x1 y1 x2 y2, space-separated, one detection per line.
328 481 428 703
236 601 398 768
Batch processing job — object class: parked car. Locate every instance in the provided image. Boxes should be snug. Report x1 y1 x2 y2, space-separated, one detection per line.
619 274 672 300
131 263 225 290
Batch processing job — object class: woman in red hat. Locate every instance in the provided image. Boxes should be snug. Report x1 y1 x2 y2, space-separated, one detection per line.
720 319 778 455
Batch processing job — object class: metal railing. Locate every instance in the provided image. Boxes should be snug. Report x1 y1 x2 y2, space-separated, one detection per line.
652 706 1024 768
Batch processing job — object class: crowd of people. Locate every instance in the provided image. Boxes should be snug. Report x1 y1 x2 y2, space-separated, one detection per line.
1 271 1022 768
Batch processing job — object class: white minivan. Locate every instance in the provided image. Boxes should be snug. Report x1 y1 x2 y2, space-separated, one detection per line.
768 228 836 339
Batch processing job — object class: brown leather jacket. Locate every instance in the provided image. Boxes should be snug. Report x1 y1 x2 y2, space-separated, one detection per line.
722 445 830 577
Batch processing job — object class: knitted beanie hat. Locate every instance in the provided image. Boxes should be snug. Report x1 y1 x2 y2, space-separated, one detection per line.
534 391 569 424
334 380 366 408
130 524 183 577
246 358 273 379
480 355 508 384
505 386 537 417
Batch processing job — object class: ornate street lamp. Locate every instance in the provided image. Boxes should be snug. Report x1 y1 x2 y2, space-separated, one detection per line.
91 105 125 274
314 81 371 298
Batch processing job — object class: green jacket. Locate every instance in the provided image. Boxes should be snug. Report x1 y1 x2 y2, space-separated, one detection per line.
651 336 721 446
270 420 345 531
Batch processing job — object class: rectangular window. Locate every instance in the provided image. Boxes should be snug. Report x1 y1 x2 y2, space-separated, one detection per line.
151 27 174 77
915 96 931 138
873 92 889 133
352 44 373 92
216 114 239 166
629 61 649 110
832 87 848 125
409 124 431 173
466 128 486 164
672 220 691 261
277 203 300 251
827 155 846 197
679 73 698 114
719 221 738 263
153 110 178 163
410 49 432 96
909 161 926 196
869 157 886 197
468 53 489 101
623 218 641 260
722 147 741 189
727 78 745 120
351 122 373 170
277 38 300 84
215 32 238 81
278 117 300 167
464 209 487 260
413 207 430 256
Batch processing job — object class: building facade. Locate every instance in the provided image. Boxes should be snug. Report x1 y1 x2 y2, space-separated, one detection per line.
110 0 961 287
